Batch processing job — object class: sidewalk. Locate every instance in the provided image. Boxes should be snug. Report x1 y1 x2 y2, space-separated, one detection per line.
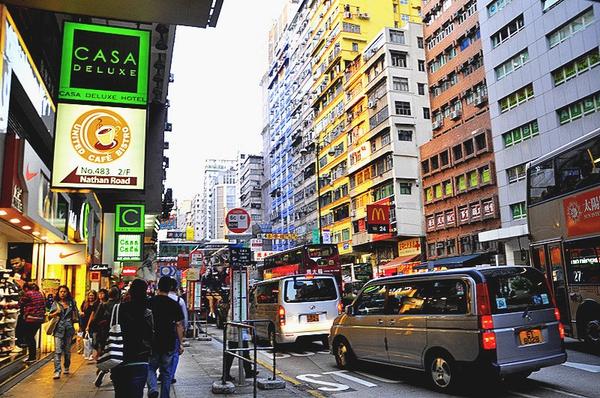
2 334 307 397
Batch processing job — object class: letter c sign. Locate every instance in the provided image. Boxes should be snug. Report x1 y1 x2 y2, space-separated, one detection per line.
115 204 145 233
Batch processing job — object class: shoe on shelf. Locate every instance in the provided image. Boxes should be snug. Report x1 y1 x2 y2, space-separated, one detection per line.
53 372 60 379
63 368 69 374
12 346 23 353
23 359 36 364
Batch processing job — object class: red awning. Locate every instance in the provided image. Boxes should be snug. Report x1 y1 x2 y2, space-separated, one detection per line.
379 255 420 270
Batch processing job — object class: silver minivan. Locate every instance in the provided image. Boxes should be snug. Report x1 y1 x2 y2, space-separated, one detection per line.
250 274 341 345
329 266 567 391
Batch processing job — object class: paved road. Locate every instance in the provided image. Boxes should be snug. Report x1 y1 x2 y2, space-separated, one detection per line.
237 331 600 398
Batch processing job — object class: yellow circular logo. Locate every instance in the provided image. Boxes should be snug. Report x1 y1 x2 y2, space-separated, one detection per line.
71 108 131 164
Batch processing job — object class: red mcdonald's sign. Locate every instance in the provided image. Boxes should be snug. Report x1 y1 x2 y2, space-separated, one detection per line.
367 204 390 234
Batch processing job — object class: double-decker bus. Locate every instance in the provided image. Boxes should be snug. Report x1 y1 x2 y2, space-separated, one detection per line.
527 127 600 348
261 244 342 284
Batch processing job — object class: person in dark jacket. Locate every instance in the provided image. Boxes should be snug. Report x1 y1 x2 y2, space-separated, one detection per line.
110 279 153 398
92 286 121 387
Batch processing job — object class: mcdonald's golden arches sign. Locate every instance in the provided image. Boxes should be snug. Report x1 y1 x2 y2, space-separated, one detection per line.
366 204 390 234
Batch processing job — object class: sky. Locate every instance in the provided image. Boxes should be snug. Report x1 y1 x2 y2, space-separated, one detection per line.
166 0 288 202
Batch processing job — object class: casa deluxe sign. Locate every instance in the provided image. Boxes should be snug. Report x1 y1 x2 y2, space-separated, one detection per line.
59 22 150 106
51 103 146 190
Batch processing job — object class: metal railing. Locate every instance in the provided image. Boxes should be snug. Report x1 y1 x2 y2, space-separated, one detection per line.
220 320 278 398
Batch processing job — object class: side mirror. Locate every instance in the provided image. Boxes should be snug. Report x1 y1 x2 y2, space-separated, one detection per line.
345 305 355 316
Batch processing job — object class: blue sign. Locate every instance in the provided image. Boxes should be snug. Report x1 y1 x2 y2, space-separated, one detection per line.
159 266 177 278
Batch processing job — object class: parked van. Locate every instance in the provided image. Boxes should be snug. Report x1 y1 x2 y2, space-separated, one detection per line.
250 274 341 346
329 266 567 391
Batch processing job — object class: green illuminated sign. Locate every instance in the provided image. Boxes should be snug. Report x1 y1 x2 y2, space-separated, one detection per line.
115 233 143 261
115 204 145 233
59 22 150 106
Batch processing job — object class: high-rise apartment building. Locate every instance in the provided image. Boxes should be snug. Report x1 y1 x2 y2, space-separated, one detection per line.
239 155 264 227
346 25 432 274
477 0 600 263
420 0 501 264
198 158 237 241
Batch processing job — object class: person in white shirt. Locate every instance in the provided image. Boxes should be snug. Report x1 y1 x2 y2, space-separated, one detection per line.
167 279 188 384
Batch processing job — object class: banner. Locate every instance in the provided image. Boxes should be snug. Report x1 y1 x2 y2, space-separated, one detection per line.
563 187 600 237
45 244 87 265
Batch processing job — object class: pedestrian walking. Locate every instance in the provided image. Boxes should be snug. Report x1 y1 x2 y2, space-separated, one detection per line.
223 304 258 381
147 276 185 398
19 282 45 363
110 279 153 398
79 290 99 359
48 285 79 379
92 286 121 387
168 278 188 384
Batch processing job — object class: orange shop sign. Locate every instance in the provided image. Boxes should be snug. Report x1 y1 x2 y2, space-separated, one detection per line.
398 238 421 257
563 187 600 237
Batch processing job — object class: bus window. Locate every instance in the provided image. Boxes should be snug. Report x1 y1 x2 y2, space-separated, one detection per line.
528 159 556 205
565 239 600 285
531 246 548 275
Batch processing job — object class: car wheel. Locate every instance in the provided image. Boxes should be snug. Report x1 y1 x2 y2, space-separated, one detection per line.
583 318 600 350
333 338 355 370
427 352 458 392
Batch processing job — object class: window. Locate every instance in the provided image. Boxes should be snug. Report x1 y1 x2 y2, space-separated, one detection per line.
398 128 413 141
453 144 463 162
421 159 430 174
418 83 426 95
284 278 337 303
386 282 428 315
401 14 409 23
502 120 539 147
557 92 600 125
395 101 411 116
417 37 424 48
487 0 513 17
423 107 430 119
400 182 412 195
352 42 359 52
484 267 553 314
390 30 405 44
393 77 409 91
431 155 439 170
499 84 534 113
475 133 487 152
423 280 468 314
440 150 449 167
507 163 527 183
426 187 434 202
256 283 279 304
565 238 600 285
491 14 524 48
381 132 391 146
548 8 593 48
510 202 527 220
552 48 600 86
427 243 436 258
457 175 467 192
391 51 407 67
444 180 453 196
435 184 443 199
343 22 361 34
356 284 386 315
464 139 474 157
543 0 565 12
495 49 529 80
418 60 425 72
460 236 473 253
480 165 492 184
446 239 456 255
372 181 394 201
469 170 478 188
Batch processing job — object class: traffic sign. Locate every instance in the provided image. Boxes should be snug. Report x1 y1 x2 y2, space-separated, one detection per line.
159 266 177 278
229 247 251 270
225 208 251 234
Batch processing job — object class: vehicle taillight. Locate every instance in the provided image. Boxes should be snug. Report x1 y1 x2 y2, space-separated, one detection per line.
554 307 561 321
477 282 496 350
278 306 286 326
337 302 343 314
558 322 565 340
482 331 497 350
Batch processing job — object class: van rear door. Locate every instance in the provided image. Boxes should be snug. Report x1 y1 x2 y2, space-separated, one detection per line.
481 267 564 368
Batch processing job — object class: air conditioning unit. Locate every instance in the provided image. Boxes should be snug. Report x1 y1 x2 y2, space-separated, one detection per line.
344 11 352 18
450 110 462 120
359 12 370 19
432 120 443 130
474 95 488 107
368 100 376 109
351 210 356 218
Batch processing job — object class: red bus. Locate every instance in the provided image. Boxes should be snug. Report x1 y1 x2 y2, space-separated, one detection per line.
261 244 341 283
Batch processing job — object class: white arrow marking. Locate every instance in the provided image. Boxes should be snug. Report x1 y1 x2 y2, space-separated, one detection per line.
563 361 600 373
323 370 378 387
297 374 349 392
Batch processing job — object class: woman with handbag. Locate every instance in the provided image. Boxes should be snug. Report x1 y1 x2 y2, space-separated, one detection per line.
19 282 46 363
79 290 99 360
47 285 79 379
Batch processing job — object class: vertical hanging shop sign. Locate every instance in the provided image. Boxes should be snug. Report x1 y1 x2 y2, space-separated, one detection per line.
115 233 143 261
115 203 145 233
59 22 150 106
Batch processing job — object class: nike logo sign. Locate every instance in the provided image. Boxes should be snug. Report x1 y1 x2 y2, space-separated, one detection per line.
59 251 82 259
25 165 39 181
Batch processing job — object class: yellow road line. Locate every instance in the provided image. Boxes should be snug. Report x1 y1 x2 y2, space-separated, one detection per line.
256 358 301 386
307 389 327 398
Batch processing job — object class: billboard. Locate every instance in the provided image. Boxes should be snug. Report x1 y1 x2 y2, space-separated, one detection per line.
366 204 390 234
52 103 146 190
115 233 143 261
59 22 150 106
115 204 145 233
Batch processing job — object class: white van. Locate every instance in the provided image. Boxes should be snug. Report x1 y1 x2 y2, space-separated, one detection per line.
249 274 341 346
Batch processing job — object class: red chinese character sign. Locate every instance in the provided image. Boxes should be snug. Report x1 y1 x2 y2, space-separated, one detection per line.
563 187 600 237
225 208 251 234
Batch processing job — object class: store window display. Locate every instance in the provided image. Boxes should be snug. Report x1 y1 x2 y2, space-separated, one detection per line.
0 265 23 360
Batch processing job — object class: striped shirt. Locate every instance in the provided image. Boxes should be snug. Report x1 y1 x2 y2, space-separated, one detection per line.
21 290 45 323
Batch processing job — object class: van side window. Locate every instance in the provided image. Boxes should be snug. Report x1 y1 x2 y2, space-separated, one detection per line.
256 283 279 304
386 282 428 315
424 280 468 314
355 284 386 315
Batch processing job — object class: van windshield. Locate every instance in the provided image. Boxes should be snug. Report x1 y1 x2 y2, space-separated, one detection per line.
482 267 553 314
284 278 337 303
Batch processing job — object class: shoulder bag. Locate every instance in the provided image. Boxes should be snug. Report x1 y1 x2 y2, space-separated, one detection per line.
45 303 63 336
96 303 124 371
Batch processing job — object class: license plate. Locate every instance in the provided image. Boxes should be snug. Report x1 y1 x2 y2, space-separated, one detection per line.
307 314 319 322
519 329 543 345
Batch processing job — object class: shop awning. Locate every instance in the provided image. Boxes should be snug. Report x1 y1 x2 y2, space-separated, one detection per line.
380 254 420 270
428 253 486 268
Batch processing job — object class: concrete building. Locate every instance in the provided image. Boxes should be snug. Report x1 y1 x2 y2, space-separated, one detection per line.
420 0 501 265
346 25 432 274
239 155 264 226
197 158 237 240
477 0 600 263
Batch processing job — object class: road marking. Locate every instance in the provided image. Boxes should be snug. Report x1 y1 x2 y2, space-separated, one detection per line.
538 386 591 398
509 391 542 398
562 362 600 373
323 370 378 387
307 390 327 398
354 371 402 384
256 358 300 386
297 374 350 392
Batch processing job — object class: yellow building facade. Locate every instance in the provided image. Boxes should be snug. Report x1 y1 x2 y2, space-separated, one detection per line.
310 0 422 258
